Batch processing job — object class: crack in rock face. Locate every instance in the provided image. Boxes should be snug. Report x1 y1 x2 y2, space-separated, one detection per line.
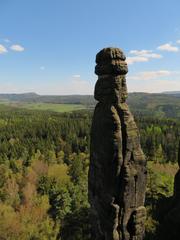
88 47 147 240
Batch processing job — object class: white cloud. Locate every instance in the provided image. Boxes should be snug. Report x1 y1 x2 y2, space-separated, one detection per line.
129 49 162 59
0 44 7 54
10 44 25 52
72 74 81 78
157 43 179 52
130 50 152 55
126 56 149 65
127 49 162 65
177 40 180 44
128 70 172 81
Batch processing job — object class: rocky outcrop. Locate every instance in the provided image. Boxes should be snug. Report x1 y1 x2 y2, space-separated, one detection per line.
88 47 147 240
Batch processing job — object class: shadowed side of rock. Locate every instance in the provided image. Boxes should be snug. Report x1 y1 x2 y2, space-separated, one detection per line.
88 48 147 240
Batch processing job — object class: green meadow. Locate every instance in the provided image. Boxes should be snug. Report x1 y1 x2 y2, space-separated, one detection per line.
0 101 86 112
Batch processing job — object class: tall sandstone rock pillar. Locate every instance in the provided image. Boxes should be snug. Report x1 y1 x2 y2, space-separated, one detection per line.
88 48 147 240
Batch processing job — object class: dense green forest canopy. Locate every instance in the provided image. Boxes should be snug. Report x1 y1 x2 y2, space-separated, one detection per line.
0 104 179 239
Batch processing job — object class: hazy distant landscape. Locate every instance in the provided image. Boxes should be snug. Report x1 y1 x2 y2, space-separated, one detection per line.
0 91 179 118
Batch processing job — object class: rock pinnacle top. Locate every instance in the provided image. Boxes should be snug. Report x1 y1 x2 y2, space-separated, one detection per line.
95 47 128 76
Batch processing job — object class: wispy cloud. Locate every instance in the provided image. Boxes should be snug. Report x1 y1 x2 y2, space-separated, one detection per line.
128 70 180 92
72 74 81 78
127 49 162 65
128 70 173 81
0 44 8 54
126 56 149 65
129 50 162 59
177 40 180 44
157 43 179 52
10 44 25 52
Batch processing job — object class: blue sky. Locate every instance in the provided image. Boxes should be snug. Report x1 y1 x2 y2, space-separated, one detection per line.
0 0 180 94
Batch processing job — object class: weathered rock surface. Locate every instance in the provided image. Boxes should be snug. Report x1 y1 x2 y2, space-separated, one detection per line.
88 47 147 240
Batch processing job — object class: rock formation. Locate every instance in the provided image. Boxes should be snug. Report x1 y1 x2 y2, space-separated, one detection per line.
88 47 147 240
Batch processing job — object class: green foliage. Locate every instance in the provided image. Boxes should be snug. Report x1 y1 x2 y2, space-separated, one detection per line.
60 207 91 240
147 162 175 199
0 105 179 239
138 117 179 163
49 185 72 221
11 103 86 112
0 198 58 240
128 92 180 118
145 162 178 240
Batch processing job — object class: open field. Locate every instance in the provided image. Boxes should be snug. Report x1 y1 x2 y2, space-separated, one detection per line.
0 92 180 118
0 101 86 112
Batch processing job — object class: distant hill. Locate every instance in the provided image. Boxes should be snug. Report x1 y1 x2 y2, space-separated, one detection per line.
0 92 39 101
0 92 179 118
0 93 96 105
127 92 180 118
162 91 180 97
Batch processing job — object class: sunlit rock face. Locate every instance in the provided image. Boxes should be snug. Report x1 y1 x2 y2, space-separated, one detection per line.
88 47 147 240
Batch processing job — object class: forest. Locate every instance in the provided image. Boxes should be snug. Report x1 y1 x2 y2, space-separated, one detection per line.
0 92 180 118
0 104 179 239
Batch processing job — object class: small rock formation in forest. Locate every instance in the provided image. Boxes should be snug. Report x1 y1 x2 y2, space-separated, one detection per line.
88 47 147 240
